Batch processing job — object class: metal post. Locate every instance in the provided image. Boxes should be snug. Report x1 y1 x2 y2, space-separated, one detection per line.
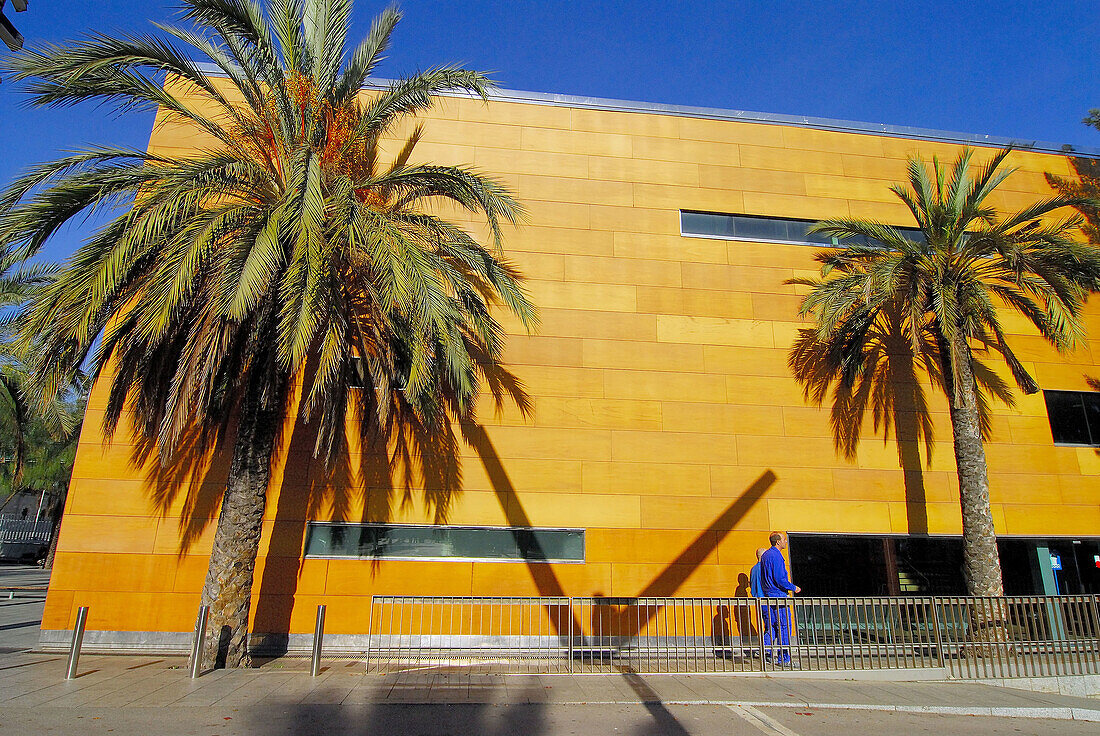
567 597 574 673
65 606 88 680
189 605 210 679
364 597 373 674
931 597 946 670
310 604 326 677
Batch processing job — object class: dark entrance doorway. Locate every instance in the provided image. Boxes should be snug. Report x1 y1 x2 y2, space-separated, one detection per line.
789 534 1100 596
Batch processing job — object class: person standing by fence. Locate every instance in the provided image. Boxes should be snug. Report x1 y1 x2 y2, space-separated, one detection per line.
761 532 800 666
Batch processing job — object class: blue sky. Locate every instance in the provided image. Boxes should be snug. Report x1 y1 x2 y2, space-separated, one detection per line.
1 0 1099 262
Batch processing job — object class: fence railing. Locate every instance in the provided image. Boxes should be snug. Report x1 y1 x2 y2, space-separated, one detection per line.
365 594 1100 678
0 517 52 545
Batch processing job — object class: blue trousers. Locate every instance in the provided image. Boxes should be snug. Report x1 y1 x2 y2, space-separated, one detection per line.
762 604 791 663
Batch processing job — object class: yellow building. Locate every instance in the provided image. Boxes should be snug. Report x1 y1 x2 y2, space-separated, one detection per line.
40 78 1100 652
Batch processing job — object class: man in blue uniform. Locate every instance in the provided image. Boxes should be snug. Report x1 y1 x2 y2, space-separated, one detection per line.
760 532 800 666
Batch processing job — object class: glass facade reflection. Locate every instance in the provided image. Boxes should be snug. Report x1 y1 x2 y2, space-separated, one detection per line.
681 210 925 247
304 522 585 562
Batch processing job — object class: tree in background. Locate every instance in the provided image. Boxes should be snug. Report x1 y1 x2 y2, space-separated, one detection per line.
1 0 536 668
0 390 86 568
1044 111 1100 246
791 148 1100 597
0 255 85 551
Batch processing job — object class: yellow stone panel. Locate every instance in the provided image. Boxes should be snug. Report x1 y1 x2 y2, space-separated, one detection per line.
636 287 755 320
571 108 682 138
503 335 583 366
679 119 785 147
698 166 808 195
525 279 637 312
505 491 642 528
514 365 606 399
519 174 634 207
767 498 892 534
736 434 841 468
639 494 770 532
1002 503 1100 536
582 338 704 372
475 146 589 178
587 528 719 564
739 146 844 175
477 425 613 462
631 135 740 166
989 473 1064 505
521 126 632 157
711 465 834 500
781 128 885 156
564 254 683 287
531 397 663 431
633 183 745 213
725 375 808 406
470 562 613 597
589 155 700 186
581 461 712 497
509 225 614 257
742 191 851 220
656 315 775 348
611 430 739 466
57 514 160 555
614 232 728 263
589 204 675 233
804 173 900 203
662 403 785 436
460 98 573 127
703 345 793 377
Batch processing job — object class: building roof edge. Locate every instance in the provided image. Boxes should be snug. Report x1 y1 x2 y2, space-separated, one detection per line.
191 62 1100 158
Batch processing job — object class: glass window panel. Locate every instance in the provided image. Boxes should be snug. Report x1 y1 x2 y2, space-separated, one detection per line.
1044 391 1092 445
680 211 732 237
730 215 788 242
1082 392 1100 445
304 523 585 561
681 211 923 248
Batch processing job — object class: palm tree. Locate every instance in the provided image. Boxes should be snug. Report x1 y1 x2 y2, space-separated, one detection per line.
0 0 537 667
791 148 1100 596
0 256 78 498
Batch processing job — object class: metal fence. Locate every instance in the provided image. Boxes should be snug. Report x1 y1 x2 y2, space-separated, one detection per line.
0 516 52 544
365 594 1100 678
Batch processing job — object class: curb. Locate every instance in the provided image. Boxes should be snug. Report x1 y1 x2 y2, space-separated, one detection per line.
673 700 1100 722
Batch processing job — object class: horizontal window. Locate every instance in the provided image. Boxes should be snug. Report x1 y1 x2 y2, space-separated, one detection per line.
680 211 924 247
304 522 585 562
1044 390 1100 446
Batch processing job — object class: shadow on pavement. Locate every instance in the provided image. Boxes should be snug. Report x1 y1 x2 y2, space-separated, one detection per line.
277 679 549 736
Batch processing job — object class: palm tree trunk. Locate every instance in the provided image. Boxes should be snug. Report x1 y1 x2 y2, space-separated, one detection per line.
194 387 281 670
938 330 1005 597
44 498 63 570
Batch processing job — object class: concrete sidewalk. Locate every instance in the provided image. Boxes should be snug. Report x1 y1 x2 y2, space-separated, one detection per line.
3 567 1099 734
1 649 1097 722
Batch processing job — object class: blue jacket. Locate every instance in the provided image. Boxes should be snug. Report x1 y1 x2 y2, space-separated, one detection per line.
749 562 764 598
760 546 797 597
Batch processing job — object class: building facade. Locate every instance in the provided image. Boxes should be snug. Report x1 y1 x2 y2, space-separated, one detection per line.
40 81 1100 651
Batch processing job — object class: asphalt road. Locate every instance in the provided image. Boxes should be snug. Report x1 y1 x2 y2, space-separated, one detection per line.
0 702 1095 736
0 563 49 653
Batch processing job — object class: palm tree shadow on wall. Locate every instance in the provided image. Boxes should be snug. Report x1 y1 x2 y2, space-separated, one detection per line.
788 304 1014 536
463 417 776 645
134 354 533 655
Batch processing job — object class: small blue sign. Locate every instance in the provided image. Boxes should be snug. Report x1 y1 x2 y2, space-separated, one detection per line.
1050 553 1062 571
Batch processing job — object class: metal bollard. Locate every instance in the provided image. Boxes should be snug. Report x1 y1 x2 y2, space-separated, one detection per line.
189 605 210 679
310 605 326 677
65 606 88 680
